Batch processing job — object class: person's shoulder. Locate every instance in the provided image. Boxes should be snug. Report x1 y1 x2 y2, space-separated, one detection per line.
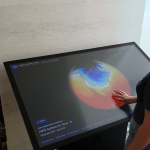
139 72 150 87
145 72 150 87
146 72 150 77
142 72 150 80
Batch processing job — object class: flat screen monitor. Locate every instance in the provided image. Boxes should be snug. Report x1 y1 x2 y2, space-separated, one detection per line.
4 42 150 150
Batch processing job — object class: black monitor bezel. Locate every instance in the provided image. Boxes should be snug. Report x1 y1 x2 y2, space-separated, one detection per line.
4 42 149 150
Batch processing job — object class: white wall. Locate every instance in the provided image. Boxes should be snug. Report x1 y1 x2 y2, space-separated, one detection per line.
140 0 150 57
0 1 146 92
0 0 147 93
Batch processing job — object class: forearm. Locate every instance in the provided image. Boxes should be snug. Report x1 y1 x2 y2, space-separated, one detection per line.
129 96 137 104
127 125 150 150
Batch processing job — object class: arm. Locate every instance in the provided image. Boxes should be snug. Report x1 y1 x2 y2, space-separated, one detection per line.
127 109 150 150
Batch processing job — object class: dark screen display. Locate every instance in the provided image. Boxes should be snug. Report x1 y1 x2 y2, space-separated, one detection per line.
9 44 150 148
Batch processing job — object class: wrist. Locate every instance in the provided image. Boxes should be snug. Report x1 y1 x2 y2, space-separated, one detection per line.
130 96 137 103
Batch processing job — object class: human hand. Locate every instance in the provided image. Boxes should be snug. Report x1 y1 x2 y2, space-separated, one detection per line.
112 89 137 104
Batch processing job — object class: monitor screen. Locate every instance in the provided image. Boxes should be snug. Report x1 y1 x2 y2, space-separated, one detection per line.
4 43 150 150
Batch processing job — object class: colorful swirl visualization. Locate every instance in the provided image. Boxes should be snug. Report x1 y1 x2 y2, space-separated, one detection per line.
69 61 131 109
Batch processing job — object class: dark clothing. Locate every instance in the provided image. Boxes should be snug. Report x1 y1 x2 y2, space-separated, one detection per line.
133 72 150 125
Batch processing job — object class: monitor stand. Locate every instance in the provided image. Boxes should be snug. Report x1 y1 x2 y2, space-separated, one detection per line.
58 122 128 150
